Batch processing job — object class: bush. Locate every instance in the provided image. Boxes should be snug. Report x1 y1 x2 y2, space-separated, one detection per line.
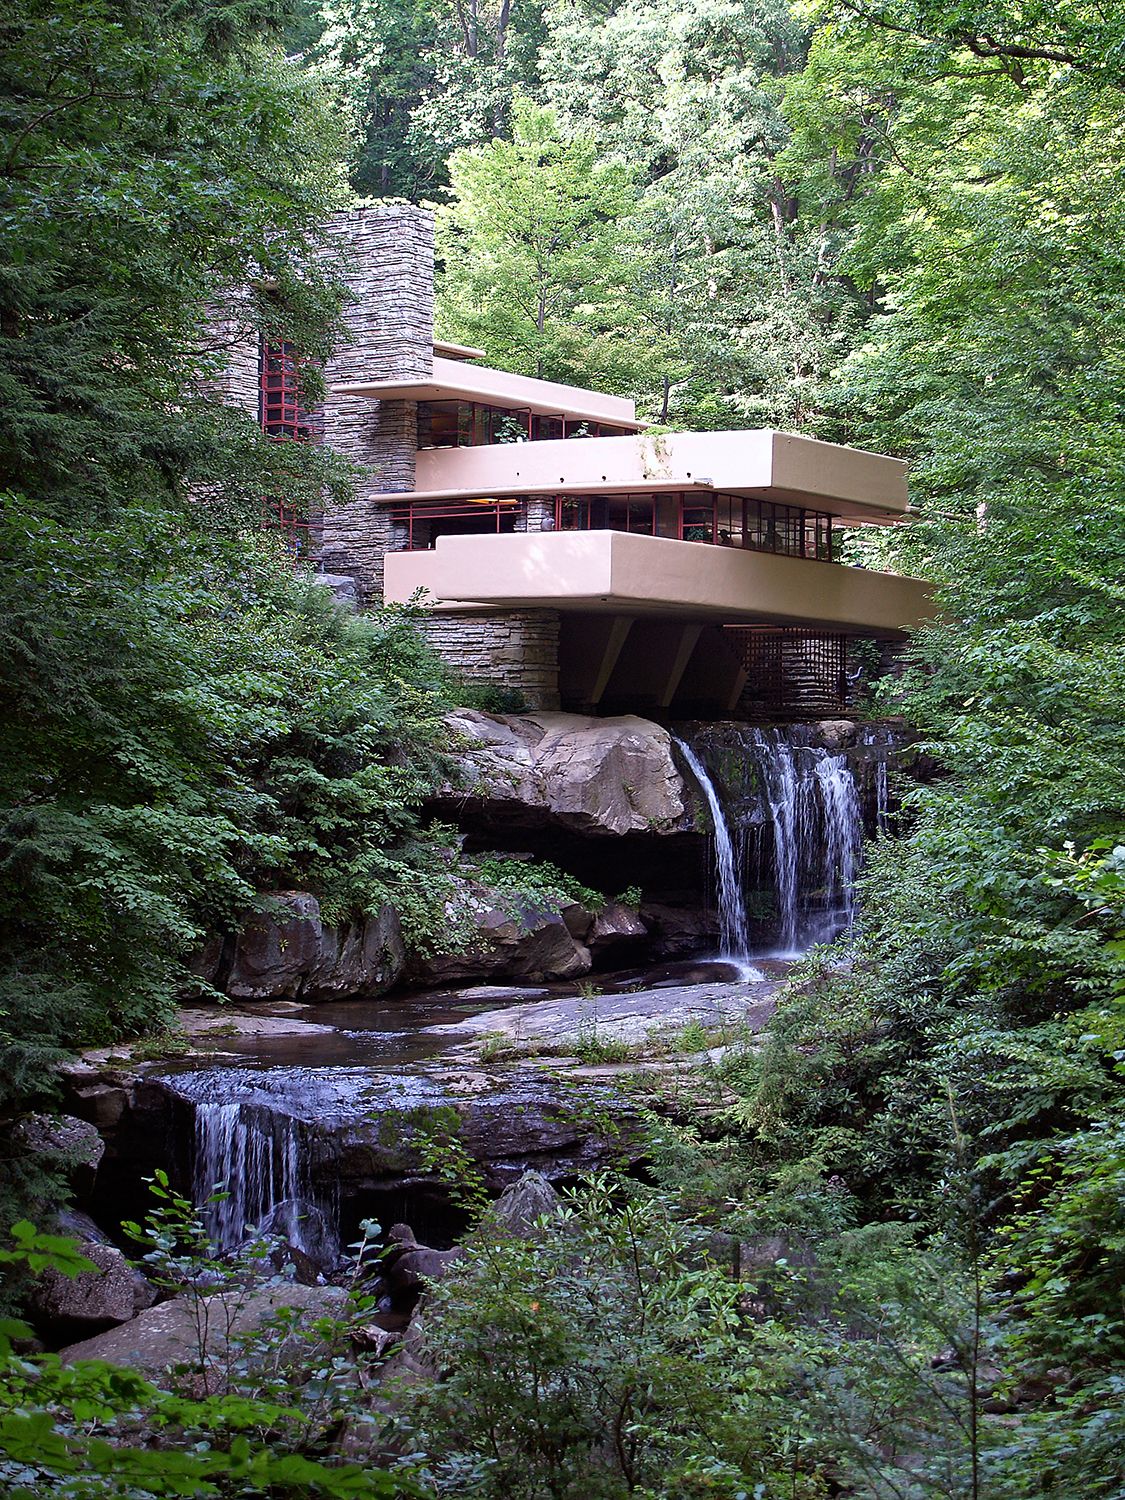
0 510 454 1106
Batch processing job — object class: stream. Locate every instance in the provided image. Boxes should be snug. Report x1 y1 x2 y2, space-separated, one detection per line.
106 722 898 1264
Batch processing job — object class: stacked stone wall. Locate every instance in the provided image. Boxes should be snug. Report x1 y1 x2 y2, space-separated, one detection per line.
419 610 561 711
201 300 261 417
317 205 434 604
513 494 554 533
207 204 435 604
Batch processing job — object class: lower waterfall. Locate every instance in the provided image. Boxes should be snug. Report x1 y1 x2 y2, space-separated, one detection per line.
750 728 867 953
674 737 755 970
681 725 884 957
191 1093 336 1263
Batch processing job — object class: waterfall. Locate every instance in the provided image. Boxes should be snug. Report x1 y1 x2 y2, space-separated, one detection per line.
812 754 864 943
863 725 892 834
750 728 867 954
674 738 756 972
751 731 801 952
193 1099 335 1263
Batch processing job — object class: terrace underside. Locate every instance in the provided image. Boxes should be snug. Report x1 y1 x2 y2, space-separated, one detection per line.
385 531 935 717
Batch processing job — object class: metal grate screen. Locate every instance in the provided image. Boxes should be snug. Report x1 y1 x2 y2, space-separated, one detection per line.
727 626 849 716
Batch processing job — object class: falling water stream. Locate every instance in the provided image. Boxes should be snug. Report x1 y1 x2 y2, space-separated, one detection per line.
864 725 892 834
750 728 868 953
674 738 759 975
682 728 877 959
189 1089 337 1263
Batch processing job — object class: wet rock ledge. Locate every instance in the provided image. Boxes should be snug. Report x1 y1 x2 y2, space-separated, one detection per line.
185 710 895 1006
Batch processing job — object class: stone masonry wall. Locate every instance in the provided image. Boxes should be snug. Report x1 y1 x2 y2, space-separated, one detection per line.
514 494 554 532
317 205 434 604
208 204 434 604
419 611 562 711
202 294 261 419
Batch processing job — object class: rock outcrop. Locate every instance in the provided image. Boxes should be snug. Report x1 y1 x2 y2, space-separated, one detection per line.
193 894 405 1003
435 710 691 837
32 1241 155 1333
409 878 593 987
60 1283 347 1378
588 901 648 954
381 1222 462 1297
490 1170 560 1235
13 1113 105 1201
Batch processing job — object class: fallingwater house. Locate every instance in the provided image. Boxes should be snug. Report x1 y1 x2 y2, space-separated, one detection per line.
217 205 932 717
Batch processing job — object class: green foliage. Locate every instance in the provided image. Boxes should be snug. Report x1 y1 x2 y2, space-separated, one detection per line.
411 1107 491 1220
1 0 350 529
0 0 462 1113
314 0 549 199
452 679 531 715
0 1221 96 1280
436 100 639 386
398 1175 813 1498
0 1201 418 1499
467 856 605 916
0 514 453 1105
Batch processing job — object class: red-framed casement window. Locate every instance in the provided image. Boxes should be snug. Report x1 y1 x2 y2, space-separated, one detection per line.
259 337 320 560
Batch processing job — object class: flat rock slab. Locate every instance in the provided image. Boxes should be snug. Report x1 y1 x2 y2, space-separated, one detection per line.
61 1283 347 1378
450 985 552 1003
179 1007 338 1041
426 977 781 1048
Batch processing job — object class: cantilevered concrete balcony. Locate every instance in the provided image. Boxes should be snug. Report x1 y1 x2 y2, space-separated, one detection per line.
384 530 933 636
339 356 645 431
405 429 907 525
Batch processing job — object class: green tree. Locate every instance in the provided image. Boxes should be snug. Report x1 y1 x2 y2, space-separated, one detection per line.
435 99 638 383
0 0 453 1117
315 0 441 198
536 0 862 427
313 0 550 199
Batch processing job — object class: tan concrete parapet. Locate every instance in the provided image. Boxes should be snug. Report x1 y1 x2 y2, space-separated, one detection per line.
339 356 643 428
383 530 934 635
408 429 908 522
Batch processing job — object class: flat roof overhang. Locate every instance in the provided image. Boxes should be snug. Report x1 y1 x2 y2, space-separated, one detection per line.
432 339 486 361
409 429 909 523
384 530 935 635
339 356 645 430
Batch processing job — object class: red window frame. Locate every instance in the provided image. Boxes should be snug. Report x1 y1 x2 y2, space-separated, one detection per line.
258 337 321 563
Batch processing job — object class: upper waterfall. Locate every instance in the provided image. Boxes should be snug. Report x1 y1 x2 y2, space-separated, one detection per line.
674 737 756 971
679 722 896 957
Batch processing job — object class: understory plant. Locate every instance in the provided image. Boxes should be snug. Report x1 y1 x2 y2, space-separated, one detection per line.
0 1209 418 1499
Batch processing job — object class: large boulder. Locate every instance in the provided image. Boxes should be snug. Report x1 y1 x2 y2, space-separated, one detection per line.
639 901 719 957
410 879 591 987
60 1282 347 1379
32 1242 155 1334
490 1171 560 1235
13 1113 104 1200
224 894 405 1002
58 1062 139 1132
436 711 690 837
52 1208 158 1315
588 902 648 954
382 1223 462 1297
813 719 858 750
